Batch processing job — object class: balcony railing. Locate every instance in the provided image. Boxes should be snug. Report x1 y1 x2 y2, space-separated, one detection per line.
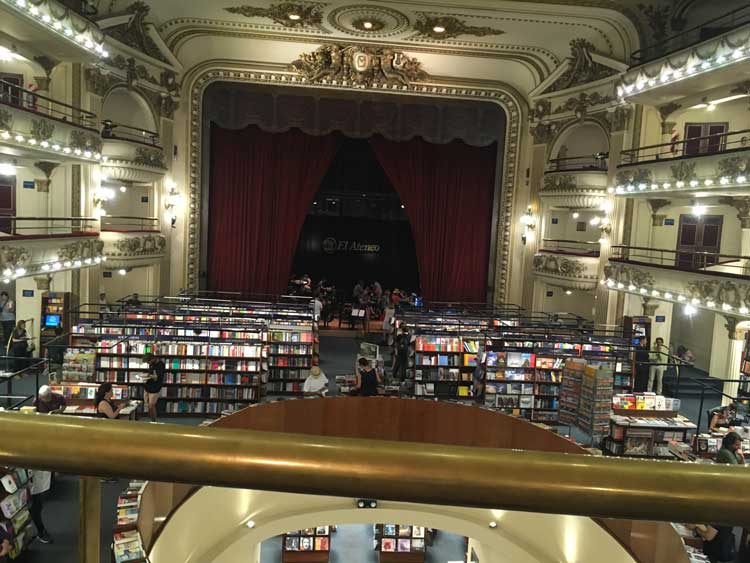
0 216 98 238
100 215 160 232
610 245 749 277
101 121 160 148
0 80 97 130
546 154 608 172
621 129 750 165
630 5 750 66
540 239 601 257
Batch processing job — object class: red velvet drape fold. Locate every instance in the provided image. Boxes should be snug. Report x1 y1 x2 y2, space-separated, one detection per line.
207 125 338 294
369 136 497 302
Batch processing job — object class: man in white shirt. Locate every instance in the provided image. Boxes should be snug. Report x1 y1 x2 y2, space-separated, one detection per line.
303 366 328 396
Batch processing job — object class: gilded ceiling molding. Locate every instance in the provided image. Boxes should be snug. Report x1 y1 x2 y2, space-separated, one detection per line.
183 62 524 304
412 15 504 40
290 44 427 87
544 39 618 93
225 2 325 28
326 5 409 38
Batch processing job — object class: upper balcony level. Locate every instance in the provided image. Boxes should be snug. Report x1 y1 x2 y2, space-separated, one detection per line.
0 0 108 61
101 121 166 183
533 240 601 291
605 244 750 319
542 155 608 209
613 129 750 198
0 80 101 164
619 5 750 105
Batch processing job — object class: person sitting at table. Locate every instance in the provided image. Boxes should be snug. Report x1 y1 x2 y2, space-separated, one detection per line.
709 404 736 432
95 382 122 419
33 385 66 414
303 366 328 397
716 431 745 465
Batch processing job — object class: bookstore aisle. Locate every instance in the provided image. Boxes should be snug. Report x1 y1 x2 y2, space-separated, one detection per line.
260 525 467 563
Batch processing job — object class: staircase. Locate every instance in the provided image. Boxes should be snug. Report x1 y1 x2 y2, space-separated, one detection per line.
663 366 722 399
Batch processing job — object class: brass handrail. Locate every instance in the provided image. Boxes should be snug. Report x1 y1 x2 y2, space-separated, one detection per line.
0 413 748 526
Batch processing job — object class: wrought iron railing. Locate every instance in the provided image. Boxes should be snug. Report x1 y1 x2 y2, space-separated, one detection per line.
620 129 750 165
0 79 98 129
546 154 608 172
610 245 749 276
100 121 161 147
540 239 601 257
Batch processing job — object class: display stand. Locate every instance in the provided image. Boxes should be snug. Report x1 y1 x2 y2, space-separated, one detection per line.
0 467 35 560
48 382 139 419
604 413 696 458
282 526 331 562
112 480 148 563
40 291 77 357
375 524 429 563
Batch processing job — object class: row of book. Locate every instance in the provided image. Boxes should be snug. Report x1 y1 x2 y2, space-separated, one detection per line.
159 387 257 400
113 480 147 563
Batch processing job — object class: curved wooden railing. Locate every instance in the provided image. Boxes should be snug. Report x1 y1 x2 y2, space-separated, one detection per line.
138 398 691 563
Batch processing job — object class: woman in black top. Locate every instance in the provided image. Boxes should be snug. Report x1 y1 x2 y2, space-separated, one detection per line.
95 382 121 419
356 357 381 397
9 320 30 372
142 353 165 422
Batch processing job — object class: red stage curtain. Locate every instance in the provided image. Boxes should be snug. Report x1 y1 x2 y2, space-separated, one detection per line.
208 125 338 294
370 136 497 302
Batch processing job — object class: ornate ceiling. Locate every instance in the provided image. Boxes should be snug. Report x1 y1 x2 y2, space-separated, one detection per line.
95 0 649 93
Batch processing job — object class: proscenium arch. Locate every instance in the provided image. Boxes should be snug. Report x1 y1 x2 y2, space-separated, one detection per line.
147 486 637 563
180 59 526 305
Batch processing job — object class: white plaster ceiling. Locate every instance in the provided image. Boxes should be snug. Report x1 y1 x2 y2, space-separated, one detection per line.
98 0 642 94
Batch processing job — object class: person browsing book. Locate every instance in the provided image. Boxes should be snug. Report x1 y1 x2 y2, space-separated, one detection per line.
142 353 165 422
716 431 745 465
34 385 66 414
303 366 328 397
356 357 381 396
96 382 122 419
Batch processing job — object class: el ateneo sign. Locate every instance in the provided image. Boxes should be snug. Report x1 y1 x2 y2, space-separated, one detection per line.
322 237 381 254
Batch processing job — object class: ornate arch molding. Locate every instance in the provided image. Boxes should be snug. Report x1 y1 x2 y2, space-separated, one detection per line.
548 115 612 158
183 63 525 303
102 84 161 133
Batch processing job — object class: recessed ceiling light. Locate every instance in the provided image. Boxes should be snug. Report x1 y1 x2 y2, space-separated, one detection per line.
363 21 373 29
433 25 446 33
288 13 301 20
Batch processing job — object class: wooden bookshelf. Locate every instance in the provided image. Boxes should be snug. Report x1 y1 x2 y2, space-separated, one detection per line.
40 291 77 357
375 524 429 563
282 526 331 563
113 480 149 563
48 382 139 419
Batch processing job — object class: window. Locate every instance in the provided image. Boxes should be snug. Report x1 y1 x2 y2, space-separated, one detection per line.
676 214 723 270
0 73 23 107
683 122 729 156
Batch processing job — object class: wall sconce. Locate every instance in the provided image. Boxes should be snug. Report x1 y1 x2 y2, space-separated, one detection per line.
93 187 115 219
164 180 182 228
520 206 536 245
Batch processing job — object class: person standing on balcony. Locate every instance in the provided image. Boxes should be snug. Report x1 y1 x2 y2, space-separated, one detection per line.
648 337 669 395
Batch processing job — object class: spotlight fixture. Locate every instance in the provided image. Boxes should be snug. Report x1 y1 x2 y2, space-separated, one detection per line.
489 521 498 529
432 25 446 33
356 499 378 509
363 21 373 29
565 290 572 295
245 520 255 529
288 13 301 20
519 206 536 245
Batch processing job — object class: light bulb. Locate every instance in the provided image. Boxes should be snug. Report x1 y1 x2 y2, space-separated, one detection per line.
52 262 61 270
572 212 580 219
41 264 50 272
118 269 127 276
0 163 16 176
684 304 697 316
433 25 446 33
119 186 127 193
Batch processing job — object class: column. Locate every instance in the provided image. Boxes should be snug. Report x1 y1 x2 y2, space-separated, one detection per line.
719 197 750 273
33 76 51 115
660 121 676 147
723 316 744 405
79 476 101 563
521 127 549 311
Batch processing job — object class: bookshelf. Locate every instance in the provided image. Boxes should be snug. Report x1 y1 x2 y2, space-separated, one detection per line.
266 321 315 396
0 467 35 560
413 334 479 400
604 413 696 458
375 524 429 563
282 526 331 562
40 291 77 358
113 480 149 563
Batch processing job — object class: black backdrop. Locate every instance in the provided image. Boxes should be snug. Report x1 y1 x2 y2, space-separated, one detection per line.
291 215 420 293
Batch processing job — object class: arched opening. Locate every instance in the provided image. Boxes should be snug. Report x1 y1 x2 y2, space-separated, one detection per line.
100 87 157 133
290 137 420 296
551 121 610 161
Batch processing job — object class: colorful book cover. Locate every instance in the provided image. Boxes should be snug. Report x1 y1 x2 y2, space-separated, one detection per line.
315 526 329 535
315 537 329 551
412 539 425 551
381 539 396 552
285 537 300 551
412 526 425 538
302 527 315 535
300 537 314 551
398 525 412 537
398 539 411 552
383 524 397 536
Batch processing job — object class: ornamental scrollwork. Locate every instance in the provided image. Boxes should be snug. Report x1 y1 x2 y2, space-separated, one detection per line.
542 175 577 191
84 68 122 97
69 131 103 153
533 254 587 278
607 105 631 133
718 156 750 178
685 280 719 302
530 99 551 122
134 147 166 168
413 15 504 40
226 2 324 27
604 264 654 290
57 239 104 262
552 92 613 116
111 234 167 256
615 169 652 187
30 119 54 142
290 44 427 87
530 121 560 145
104 1 169 64
670 161 696 183
546 39 618 93
0 247 30 270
